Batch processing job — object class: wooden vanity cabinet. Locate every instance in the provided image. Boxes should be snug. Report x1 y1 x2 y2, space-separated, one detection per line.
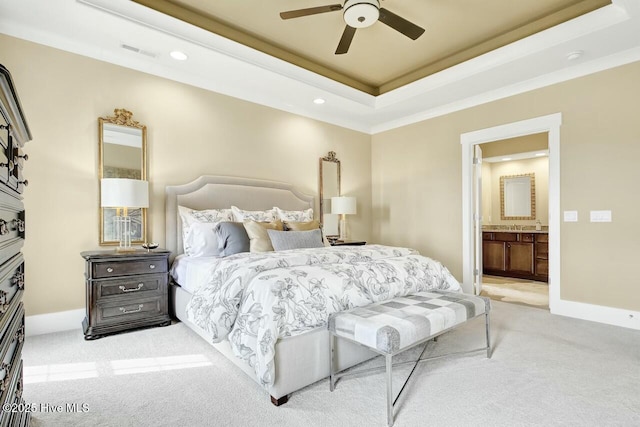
482 231 547 282
535 234 549 281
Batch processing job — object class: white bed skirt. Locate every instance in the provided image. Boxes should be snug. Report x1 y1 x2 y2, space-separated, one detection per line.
171 284 376 400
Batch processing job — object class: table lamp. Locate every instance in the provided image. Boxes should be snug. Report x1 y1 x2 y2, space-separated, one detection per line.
101 178 149 251
331 196 356 241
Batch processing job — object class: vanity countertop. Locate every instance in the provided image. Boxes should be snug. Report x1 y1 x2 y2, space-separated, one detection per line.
482 227 548 234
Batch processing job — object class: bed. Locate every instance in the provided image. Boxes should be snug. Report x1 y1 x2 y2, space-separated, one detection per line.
166 175 461 405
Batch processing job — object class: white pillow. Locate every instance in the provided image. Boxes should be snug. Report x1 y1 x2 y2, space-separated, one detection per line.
231 206 276 222
178 206 233 257
274 207 313 222
184 222 223 257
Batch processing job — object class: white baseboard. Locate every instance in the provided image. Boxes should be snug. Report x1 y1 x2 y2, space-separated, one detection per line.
24 299 640 337
551 299 640 331
26 308 85 337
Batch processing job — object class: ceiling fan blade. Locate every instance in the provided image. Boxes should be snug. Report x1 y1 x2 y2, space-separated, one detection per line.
378 8 425 40
280 4 342 20
335 25 356 55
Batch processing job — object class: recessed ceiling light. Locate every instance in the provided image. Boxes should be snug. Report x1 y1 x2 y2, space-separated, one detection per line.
313 98 326 105
535 152 547 157
501 157 512 161
566 50 583 61
170 51 188 61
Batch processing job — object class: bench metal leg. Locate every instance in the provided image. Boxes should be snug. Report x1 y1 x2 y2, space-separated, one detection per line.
485 311 492 359
329 333 335 391
386 354 393 427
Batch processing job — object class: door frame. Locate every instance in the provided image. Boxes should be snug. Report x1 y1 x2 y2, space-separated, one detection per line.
460 113 561 311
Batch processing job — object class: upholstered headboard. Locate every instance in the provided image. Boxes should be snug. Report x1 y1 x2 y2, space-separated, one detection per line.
165 175 315 260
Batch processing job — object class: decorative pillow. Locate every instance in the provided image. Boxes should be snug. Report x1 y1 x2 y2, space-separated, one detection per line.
183 222 223 257
231 206 277 222
215 222 250 257
178 206 233 256
243 220 283 252
267 229 324 251
284 219 320 231
274 207 313 222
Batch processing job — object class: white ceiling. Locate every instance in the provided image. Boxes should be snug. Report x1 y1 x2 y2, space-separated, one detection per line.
1 0 639 134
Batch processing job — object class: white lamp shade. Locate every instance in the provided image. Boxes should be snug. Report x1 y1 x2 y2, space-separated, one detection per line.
331 196 357 215
101 178 149 208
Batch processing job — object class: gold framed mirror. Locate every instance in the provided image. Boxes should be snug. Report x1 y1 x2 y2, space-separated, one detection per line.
99 109 147 245
500 173 536 220
319 151 340 237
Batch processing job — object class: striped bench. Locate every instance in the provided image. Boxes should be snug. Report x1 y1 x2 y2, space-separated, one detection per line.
328 290 491 427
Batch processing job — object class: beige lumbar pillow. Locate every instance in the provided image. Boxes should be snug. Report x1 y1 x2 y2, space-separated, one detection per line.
284 220 320 231
243 220 284 252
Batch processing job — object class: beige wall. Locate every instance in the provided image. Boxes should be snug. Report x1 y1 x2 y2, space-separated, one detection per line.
372 60 640 311
0 34 372 316
4 31 640 316
483 157 549 226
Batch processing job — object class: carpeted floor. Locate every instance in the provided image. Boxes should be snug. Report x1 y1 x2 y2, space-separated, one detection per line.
22 301 640 427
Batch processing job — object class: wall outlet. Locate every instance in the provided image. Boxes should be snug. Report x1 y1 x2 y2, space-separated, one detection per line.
590 210 612 222
563 211 578 222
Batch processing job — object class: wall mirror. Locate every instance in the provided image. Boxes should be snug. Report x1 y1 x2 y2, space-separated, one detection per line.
319 151 340 236
99 109 147 245
500 173 536 220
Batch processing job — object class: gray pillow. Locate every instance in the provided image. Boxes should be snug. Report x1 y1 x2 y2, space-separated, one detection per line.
267 229 324 251
215 222 250 256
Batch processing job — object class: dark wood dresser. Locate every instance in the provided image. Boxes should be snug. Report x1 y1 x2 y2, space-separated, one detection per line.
0 64 31 427
81 250 171 340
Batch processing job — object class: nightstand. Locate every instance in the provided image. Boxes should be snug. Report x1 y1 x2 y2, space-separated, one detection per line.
81 249 171 340
330 240 366 246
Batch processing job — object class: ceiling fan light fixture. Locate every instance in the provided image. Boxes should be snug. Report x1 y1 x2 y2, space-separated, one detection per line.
343 0 380 28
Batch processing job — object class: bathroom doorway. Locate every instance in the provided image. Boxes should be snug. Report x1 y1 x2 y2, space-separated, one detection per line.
479 133 549 309
460 113 561 312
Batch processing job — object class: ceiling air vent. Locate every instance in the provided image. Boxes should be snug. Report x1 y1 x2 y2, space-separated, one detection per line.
120 44 157 59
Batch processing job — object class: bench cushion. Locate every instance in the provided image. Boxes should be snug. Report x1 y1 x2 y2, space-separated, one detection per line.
328 291 490 354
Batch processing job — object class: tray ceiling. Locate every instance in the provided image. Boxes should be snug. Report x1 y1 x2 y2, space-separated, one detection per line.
132 0 611 95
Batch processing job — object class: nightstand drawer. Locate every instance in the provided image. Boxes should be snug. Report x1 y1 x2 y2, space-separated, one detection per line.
97 296 166 324
93 257 168 279
96 274 166 299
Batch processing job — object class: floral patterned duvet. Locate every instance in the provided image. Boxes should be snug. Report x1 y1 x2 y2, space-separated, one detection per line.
185 244 461 387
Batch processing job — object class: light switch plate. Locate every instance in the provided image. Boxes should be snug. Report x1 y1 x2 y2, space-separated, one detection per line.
590 210 612 222
564 211 578 222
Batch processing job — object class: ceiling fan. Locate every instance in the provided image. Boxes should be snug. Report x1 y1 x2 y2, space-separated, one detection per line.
280 0 425 55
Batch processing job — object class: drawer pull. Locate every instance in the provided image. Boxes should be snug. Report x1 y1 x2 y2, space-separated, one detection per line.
11 271 25 290
119 304 143 314
0 160 14 171
149 264 156 269
16 325 24 343
18 179 28 187
106 267 114 273
12 218 25 233
0 219 8 235
0 364 10 393
0 290 8 314
119 283 144 293
13 148 28 162
15 376 23 400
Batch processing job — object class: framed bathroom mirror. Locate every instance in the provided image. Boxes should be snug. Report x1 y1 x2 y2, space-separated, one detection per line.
500 173 535 220
99 109 147 245
319 151 340 236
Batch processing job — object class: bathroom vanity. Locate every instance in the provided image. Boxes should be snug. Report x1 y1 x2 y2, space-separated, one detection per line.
482 230 548 282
